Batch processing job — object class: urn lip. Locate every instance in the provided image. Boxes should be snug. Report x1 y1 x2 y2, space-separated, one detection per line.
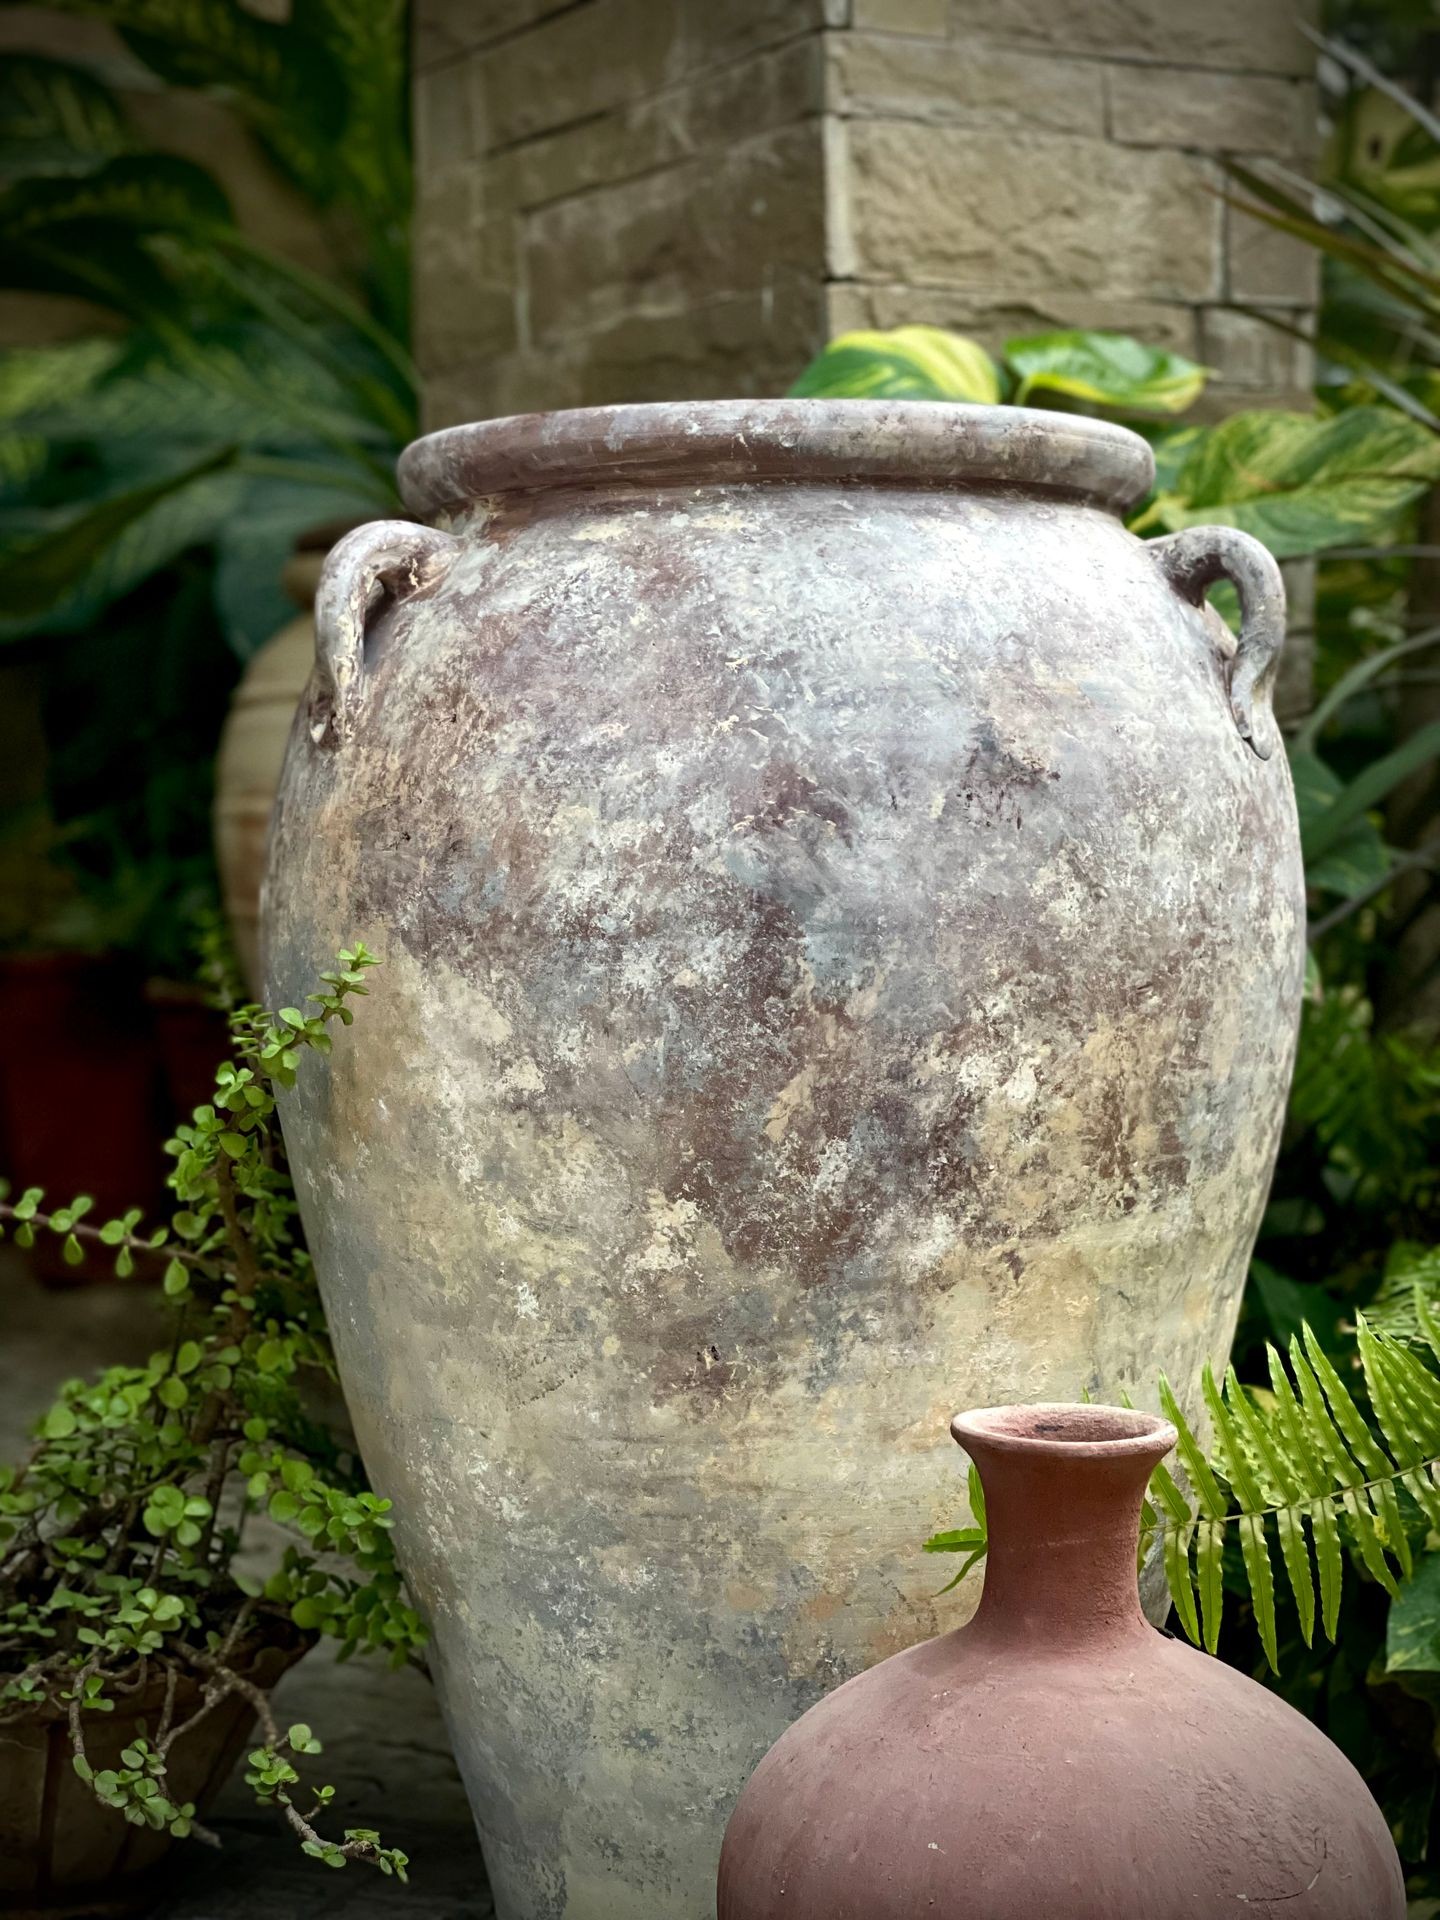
951 1402 1178 1462
397 399 1156 519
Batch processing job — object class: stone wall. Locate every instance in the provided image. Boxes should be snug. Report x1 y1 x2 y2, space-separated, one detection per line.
414 0 1319 427
825 0 1319 419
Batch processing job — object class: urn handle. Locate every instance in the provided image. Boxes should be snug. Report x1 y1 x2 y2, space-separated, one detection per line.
309 521 458 748
1146 527 1286 761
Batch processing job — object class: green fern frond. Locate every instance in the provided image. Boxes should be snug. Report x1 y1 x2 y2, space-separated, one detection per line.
929 1319 1439 1672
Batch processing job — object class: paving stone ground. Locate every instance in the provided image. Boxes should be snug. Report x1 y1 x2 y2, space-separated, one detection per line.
0 1254 493 1918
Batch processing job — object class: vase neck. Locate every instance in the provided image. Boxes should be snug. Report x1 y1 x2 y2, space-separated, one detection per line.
951 1405 1177 1655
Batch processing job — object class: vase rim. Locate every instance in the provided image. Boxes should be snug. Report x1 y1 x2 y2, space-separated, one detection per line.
951 1402 1178 1462
396 399 1156 519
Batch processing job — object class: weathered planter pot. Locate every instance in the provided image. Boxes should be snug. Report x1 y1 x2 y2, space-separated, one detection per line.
718 1404 1404 1918
0 1637 305 1918
262 401 1305 1918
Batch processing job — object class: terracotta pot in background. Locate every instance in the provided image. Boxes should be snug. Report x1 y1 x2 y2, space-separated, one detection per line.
143 979 231 1124
214 529 360 991
0 1634 307 1919
264 401 1306 1917
718 1404 1404 1919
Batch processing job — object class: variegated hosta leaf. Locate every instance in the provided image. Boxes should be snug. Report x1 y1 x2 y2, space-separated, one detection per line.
1004 329 1207 414
1139 404 1440 559
790 326 1002 404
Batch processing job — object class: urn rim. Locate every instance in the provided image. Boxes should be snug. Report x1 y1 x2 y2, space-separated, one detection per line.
951 1401 1178 1462
397 398 1156 519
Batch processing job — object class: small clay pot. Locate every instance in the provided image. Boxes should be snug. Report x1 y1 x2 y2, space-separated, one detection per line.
717 1403 1404 1919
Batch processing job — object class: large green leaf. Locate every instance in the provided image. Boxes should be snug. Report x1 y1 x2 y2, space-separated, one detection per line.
0 152 232 241
0 340 122 423
1388 1551 1440 1675
1144 405 1440 558
1005 329 1207 414
790 326 1002 403
0 153 234 319
1249 1260 1345 1353
16 321 400 463
36 0 345 147
1300 722 1440 866
1288 746 1392 896
292 0 410 332
0 448 239 638
0 55 131 183
213 474 376 658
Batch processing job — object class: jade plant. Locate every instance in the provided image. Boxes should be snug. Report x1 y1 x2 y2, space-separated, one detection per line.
0 942 423 1875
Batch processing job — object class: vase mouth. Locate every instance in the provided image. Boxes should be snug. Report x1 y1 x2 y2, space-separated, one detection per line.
396 399 1156 519
951 1402 1178 1462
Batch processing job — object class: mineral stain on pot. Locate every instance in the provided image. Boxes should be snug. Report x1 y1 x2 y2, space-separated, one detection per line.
263 400 1305 1920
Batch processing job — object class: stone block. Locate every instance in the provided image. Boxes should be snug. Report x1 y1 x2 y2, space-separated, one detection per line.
507 38 822 211
827 34 1105 136
852 0 949 34
473 0 826 149
1198 307 1310 390
413 56 481 177
1226 192 1321 303
415 0 575 71
1106 65 1308 156
944 0 1319 76
422 349 589 432
842 120 1223 300
524 123 825 342
563 278 827 404
413 168 521 372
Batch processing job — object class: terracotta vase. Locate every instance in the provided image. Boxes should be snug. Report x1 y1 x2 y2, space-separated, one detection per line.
262 401 1305 1917
719 1404 1404 1919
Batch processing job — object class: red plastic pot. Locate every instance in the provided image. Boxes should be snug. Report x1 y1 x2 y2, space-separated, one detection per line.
0 954 167 1276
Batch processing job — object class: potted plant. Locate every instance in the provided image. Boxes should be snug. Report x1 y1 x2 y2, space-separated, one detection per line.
0 942 422 1914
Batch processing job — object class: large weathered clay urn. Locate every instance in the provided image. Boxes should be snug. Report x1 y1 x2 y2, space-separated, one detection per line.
718 1404 1404 1918
262 401 1306 1918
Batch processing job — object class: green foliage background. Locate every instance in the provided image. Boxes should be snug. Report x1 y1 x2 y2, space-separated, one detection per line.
0 0 413 973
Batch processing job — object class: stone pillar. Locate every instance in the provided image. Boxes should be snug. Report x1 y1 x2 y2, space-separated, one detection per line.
412 0 1317 710
414 0 1318 429
412 2 832 428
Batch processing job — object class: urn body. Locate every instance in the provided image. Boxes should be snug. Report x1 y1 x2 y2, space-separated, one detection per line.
262 402 1305 1918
